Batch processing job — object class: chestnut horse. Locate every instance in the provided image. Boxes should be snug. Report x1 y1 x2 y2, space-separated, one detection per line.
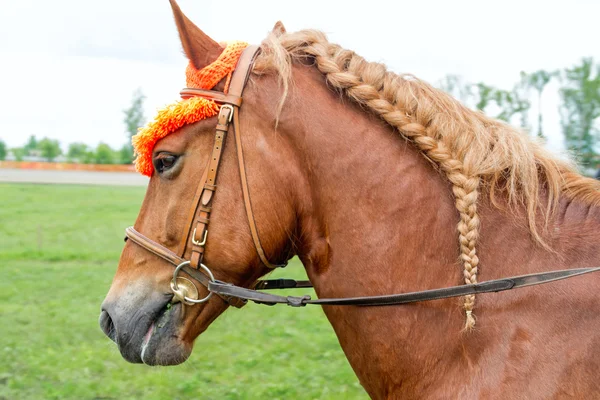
100 2 600 398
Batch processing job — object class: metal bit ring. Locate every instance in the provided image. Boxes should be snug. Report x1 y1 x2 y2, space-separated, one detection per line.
171 261 215 304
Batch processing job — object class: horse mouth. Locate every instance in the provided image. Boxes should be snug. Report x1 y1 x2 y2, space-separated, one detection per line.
99 297 192 366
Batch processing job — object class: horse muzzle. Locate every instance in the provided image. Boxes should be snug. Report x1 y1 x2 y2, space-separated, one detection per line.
99 288 192 366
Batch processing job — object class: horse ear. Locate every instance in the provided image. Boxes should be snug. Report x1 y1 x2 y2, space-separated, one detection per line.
271 21 287 37
168 0 223 70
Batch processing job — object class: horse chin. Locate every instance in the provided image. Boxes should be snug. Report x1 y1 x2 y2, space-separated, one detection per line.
139 302 193 366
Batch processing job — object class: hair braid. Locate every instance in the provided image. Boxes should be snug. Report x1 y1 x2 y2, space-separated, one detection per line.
263 34 481 329
256 28 600 330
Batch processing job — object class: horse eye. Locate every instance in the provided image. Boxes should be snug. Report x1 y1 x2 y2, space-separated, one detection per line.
154 154 179 174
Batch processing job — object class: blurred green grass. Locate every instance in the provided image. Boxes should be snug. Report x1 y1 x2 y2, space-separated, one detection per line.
0 183 366 400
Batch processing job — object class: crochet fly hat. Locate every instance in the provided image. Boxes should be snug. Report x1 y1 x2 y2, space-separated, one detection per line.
132 41 248 176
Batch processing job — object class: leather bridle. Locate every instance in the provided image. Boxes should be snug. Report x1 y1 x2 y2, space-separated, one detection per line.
126 45 288 308
124 45 600 310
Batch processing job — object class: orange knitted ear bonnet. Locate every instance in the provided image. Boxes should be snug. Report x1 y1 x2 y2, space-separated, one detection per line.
132 41 248 176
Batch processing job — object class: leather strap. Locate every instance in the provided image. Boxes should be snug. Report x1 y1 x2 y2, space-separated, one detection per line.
128 45 283 308
176 45 282 271
126 227 247 308
126 227 600 309
180 89 242 106
226 45 260 97
179 44 284 270
177 162 210 256
208 266 600 307
179 44 259 102
226 44 285 268
175 46 257 257
127 226 184 266
127 227 308 289
253 278 313 290
233 106 286 269
187 105 232 268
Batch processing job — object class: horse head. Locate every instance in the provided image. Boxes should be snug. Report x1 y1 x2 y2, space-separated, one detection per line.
99 1 300 365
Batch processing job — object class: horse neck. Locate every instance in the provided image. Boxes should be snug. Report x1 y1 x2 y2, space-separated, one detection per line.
270 65 600 398
276 65 600 294
279 65 461 297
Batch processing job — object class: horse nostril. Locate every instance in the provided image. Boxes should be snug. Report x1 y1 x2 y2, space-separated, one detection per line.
99 310 116 343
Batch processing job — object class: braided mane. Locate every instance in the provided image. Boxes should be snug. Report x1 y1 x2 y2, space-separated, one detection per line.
253 29 600 329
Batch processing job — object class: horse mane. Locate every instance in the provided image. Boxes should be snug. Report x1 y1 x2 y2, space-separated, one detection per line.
252 29 600 329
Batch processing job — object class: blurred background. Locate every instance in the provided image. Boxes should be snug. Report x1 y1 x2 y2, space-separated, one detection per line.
1 0 599 399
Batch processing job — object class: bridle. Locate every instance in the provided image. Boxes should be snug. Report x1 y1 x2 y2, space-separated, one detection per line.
126 45 288 308
124 45 600 310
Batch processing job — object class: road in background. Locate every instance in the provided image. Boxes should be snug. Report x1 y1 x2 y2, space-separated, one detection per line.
0 168 148 186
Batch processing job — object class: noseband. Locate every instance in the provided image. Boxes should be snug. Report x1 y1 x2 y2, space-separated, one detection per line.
124 46 600 310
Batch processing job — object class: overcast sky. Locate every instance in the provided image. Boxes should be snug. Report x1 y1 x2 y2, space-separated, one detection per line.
1 0 598 156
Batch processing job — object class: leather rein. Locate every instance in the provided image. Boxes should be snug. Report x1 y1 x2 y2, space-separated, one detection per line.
125 45 600 310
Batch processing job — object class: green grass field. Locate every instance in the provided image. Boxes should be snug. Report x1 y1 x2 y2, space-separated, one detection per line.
0 183 367 400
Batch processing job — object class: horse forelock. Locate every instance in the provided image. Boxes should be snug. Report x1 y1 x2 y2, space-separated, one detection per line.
252 28 600 329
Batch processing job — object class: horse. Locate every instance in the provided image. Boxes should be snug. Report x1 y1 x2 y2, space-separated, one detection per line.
99 1 600 398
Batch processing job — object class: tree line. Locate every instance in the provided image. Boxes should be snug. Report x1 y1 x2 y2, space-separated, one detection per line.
0 134 134 165
437 57 600 169
0 89 146 165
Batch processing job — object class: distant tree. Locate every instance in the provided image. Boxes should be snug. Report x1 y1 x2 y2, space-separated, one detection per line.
470 82 530 127
94 143 116 164
522 70 557 138
513 77 532 130
439 77 530 129
38 138 62 162
473 83 496 111
82 151 95 164
24 135 38 155
123 88 146 160
559 58 600 168
118 144 134 164
0 139 6 161
67 142 89 163
493 85 530 127
119 144 133 164
12 148 26 161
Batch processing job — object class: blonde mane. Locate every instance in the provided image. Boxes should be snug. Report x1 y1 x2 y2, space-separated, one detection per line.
253 29 600 329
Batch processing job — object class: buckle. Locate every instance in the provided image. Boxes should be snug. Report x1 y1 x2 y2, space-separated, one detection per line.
192 227 208 246
220 104 234 123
